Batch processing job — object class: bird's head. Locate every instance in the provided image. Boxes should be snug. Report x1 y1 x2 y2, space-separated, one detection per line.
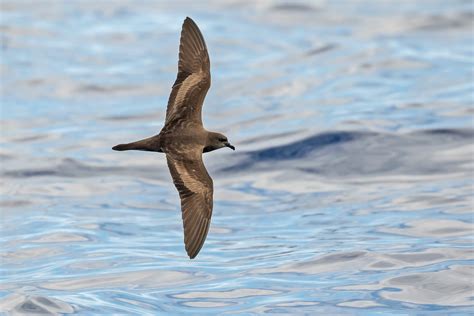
205 132 235 152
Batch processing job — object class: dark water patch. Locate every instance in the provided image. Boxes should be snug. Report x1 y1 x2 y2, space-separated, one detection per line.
415 11 474 31
12 135 49 143
222 131 369 172
271 3 317 12
306 44 337 56
100 222 137 236
2 158 114 178
77 84 137 94
239 130 304 145
310 251 367 265
6 170 58 177
101 112 160 122
25 78 45 86
249 131 362 161
2 158 167 179
223 128 473 178
0 199 31 208
415 128 474 139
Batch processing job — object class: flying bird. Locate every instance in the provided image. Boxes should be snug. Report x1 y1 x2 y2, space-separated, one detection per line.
113 17 234 259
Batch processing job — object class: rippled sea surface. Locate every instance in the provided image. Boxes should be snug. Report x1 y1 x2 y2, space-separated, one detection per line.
1 0 473 314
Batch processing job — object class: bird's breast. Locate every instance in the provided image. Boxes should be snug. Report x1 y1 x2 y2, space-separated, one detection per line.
160 131 206 153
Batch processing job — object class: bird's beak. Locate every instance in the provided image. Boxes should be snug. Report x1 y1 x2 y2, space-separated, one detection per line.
225 142 235 150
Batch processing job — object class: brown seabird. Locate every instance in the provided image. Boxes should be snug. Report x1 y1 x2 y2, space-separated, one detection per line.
112 17 234 259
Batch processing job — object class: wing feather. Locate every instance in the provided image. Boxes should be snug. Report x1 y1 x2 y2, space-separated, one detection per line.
165 17 210 126
166 148 213 259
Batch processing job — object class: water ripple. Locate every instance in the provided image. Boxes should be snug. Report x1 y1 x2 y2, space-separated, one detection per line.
1 0 473 314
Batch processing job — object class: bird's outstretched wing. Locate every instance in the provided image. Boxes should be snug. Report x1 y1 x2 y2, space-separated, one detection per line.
166 148 213 259
165 17 211 127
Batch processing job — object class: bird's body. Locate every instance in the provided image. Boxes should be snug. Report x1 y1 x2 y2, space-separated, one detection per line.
113 17 234 259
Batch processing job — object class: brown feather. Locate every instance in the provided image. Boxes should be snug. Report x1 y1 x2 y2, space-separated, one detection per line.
166 148 213 259
165 17 211 127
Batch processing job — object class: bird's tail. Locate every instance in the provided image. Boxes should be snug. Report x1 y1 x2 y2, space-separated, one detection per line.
112 135 160 152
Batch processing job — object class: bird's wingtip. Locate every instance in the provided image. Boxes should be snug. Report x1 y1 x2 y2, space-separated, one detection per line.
184 16 197 26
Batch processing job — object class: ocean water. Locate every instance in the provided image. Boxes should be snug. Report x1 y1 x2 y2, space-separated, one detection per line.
1 0 473 314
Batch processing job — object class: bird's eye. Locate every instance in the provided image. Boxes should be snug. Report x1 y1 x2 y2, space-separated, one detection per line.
219 137 227 142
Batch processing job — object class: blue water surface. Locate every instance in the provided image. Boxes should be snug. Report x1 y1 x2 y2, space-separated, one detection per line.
1 0 473 314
